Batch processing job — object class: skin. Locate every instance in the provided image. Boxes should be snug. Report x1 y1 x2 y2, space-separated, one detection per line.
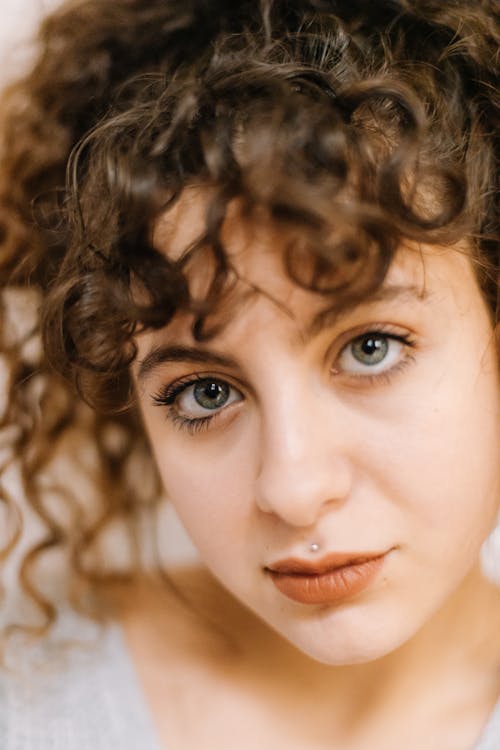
124 194 500 749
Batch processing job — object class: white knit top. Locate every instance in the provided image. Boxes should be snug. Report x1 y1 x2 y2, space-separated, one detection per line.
1 612 164 750
1 610 499 749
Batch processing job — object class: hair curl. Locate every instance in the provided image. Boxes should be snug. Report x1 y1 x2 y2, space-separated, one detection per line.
0 0 498 645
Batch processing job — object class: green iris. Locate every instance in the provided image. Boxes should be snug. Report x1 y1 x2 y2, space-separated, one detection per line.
351 335 389 365
193 380 230 410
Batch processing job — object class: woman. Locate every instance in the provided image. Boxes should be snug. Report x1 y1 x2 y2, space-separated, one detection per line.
0 0 499 747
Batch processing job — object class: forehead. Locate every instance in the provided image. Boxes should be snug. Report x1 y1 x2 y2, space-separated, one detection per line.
155 186 406 291
154 186 292 277
149 188 485 353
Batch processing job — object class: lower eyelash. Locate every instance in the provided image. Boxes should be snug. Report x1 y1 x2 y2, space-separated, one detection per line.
345 349 417 386
167 410 218 435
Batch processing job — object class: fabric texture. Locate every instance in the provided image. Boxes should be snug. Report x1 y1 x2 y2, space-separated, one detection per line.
0 609 499 749
1 610 163 750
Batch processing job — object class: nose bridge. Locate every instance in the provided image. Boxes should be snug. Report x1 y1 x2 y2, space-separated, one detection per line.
255 372 352 527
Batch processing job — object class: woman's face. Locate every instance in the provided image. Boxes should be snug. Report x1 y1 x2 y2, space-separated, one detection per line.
133 197 500 665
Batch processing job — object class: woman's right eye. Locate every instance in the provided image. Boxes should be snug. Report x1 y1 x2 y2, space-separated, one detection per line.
152 376 243 428
176 378 242 418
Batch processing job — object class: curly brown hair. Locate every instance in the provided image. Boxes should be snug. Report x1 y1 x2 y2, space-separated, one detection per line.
0 0 498 647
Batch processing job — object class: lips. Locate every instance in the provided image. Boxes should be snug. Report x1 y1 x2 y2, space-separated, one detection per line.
265 551 387 605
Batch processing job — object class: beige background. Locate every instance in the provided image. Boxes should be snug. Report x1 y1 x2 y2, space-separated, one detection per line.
0 0 61 88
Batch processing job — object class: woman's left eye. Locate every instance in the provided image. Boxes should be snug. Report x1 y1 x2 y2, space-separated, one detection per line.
335 331 414 377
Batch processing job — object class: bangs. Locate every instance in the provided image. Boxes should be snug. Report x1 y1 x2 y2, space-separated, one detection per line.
36 4 493 413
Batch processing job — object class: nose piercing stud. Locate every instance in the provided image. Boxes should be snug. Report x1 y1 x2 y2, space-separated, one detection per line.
310 543 320 553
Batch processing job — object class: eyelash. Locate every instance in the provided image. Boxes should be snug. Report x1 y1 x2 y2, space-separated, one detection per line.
150 326 417 434
166 410 218 436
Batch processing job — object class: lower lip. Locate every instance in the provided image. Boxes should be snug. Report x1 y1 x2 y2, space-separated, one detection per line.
267 555 386 605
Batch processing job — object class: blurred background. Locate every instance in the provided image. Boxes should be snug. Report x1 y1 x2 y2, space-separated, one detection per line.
0 0 62 89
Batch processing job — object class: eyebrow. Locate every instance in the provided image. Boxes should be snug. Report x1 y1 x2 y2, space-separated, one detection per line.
137 346 238 383
307 282 430 336
136 283 429 384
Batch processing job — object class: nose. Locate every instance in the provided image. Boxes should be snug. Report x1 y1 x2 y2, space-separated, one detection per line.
254 382 353 528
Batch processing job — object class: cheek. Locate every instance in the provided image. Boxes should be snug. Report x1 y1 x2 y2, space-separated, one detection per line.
376 349 500 564
152 439 255 563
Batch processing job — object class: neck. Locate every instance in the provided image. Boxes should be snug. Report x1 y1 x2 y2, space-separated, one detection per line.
237 564 500 737
110 563 500 744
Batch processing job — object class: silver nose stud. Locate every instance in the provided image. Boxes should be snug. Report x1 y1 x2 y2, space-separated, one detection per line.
309 543 320 553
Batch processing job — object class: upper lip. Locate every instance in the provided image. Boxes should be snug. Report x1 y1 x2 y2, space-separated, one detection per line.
265 551 387 576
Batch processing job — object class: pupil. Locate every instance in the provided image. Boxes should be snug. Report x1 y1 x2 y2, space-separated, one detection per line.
205 383 220 398
363 338 381 355
194 380 229 409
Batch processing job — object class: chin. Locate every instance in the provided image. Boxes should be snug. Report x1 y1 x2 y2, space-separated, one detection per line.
270 609 422 666
288 636 400 666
